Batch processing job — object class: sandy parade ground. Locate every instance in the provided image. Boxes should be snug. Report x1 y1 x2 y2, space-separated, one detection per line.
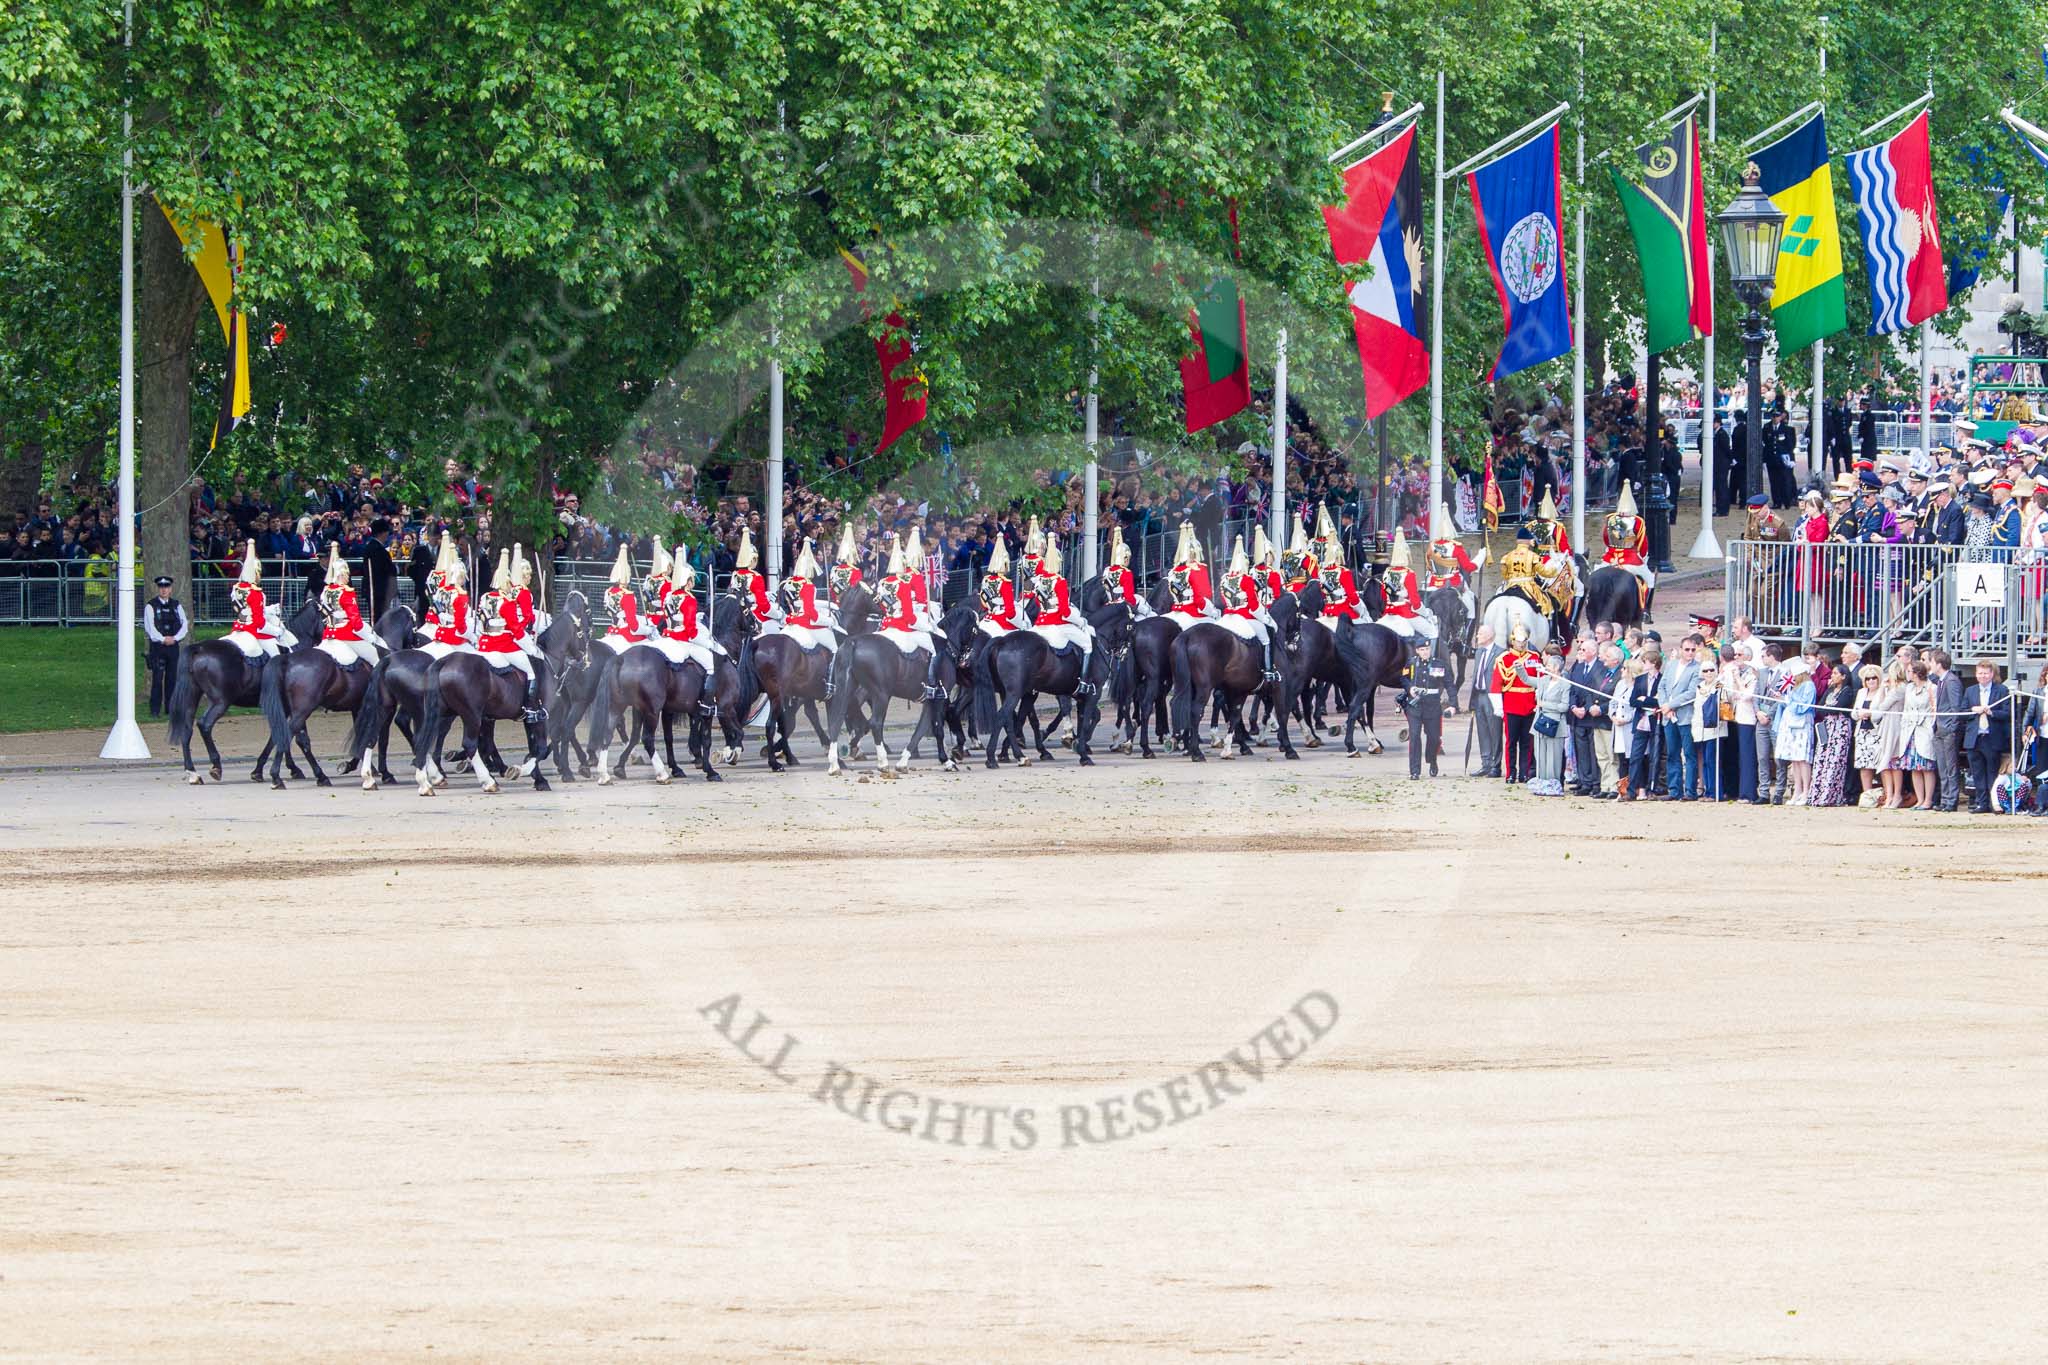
6 669 2048 1360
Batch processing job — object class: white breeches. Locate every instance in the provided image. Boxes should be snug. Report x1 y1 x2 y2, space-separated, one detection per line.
1379 612 1438 641
976 619 1019 639
1215 614 1270 646
877 627 933 656
648 637 721 673
480 648 535 681
1314 612 1360 632
1168 604 1218 625
1031 621 1094 655
225 630 280 659
598 632 645 655
317 638 381 667
772 622 839 652
419 640 475 661
1618 562 1656 592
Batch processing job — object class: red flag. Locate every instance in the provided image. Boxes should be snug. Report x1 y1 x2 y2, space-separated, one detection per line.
1322 124 1429 419
1481 452 1504 532
1179 280 1250 433
876 312 926 453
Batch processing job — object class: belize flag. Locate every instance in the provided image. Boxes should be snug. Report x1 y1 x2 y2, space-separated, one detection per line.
1322 123 1429 419
1466 122 1571 379
1846 110 1948 335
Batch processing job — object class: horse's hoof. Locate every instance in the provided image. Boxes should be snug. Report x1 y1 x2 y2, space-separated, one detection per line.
703 770 723 783
1304 733 1322 749
1079 755 1094 767
1018 754 1033 767
209 767 222 781
943 760 959 773
362 776 380 792
1218 747 1236 761
1366 740 1384 756
249 769 266 783
315 775 332 788
533 777 552 792
270 779 287 790
1283 749 1300 761
1347 749 1362 759
185 772 204 786
596 774 614 786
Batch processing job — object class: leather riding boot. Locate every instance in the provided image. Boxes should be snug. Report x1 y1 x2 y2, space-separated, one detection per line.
1261 640 1279 684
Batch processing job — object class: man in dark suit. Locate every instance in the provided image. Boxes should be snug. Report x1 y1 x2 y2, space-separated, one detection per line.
1828 399 1854 476
1727 412 1751 514
1931 649 1967 812
1565 636 1613 796
1470 624 1503 778
1712 418 1736 517
1963 660 2014 813
361 518 398 623
1925 481 1966 546
1766 411 1798 507
1857 398 1878 467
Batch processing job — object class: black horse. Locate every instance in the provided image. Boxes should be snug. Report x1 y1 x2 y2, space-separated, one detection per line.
537 591 599 776
740 582 869 772
1579 564 1647 638
257 607 416 789
1422 584 1475 695
167 598 323 783
1123 580 1190 759
1329 615 1413 757
1169 612 1300 762
411 650 553 796
824 612 960 776
976 602 1130 769
586 613 735 786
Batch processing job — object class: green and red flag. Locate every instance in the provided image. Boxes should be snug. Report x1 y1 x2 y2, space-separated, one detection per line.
1179 205 1250 432
1611 112 1714 354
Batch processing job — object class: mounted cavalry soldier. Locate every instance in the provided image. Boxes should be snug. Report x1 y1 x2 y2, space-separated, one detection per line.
1426 506 1486 618
828 522 863 602
1252 526 1285 606
1028 535 1098 693
316 544 381 668
772 538 839 654
731 527 773 626
978 534 1022 638
476 549 540 703
1601 482 1655 613
1526 490 1570 556
509 543 547 647
1281 509 1318 593
1492 527 1562 643
420 537 474 659
1216 535 1280 683
1317 529 1364 625
1021 516 1046 581
598 545 650 654
651 549 725 692
905 526 939 630
1377 531 1437 642
874 534 934 655
1165 520 1215 622
1099 524 1141 612
226 541 285 660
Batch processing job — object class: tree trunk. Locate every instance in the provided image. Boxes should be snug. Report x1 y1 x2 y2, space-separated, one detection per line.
0 430 44 520
137 197 206 602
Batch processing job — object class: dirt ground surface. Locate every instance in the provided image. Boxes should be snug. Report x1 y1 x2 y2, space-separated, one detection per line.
10 581 2047 1361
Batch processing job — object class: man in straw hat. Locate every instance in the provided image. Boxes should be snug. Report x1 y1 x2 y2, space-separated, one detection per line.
224 541 282 660
597 544 651 655
1029 534 1098 692
315 544 381 668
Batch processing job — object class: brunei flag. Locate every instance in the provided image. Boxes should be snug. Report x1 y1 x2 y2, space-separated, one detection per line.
1612 113 1713 355
157 200 251 448
1750 111 1848 352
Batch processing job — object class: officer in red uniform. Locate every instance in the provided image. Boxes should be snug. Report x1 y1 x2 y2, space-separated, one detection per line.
905 525 937 630
1601 482 1655 611
1281 510 1317 593
227 540 281 660
1377 532 1436 642
1317 535 1363 626
978 535 1021 638
731 527 773 624
1098 525 1138 611
476 550 539 706
598 545 649 655
1425 502 1486 617
317 544 380 667
1165 521 1213 622
422 538 473 658
1491 623 1539 783
1252 526 1285 605
1216 535 1278 682
1029 535 1096 693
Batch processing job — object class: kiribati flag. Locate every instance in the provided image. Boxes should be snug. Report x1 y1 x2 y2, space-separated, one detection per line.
1466 122 1571 379
1322 123 1429 419
1846 110 1948 335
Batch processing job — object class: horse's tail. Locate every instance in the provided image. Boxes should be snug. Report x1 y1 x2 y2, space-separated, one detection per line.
825 639 855 740
166 645 197 746
584 649 619 754
735 636 761 718
1111 642 1134 706
1169 637 1194 742
973 640 999 736
259 648 294 756
346 654 389 764
414 659 446 770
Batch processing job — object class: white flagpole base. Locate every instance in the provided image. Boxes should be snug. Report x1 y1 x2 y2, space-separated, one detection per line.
100 716 151 762
1687 526 1722 560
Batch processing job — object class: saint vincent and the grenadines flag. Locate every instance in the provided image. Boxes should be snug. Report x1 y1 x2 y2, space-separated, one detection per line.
1751 111 1849 351
157 199 251 448
1322 122 1429 419
1611 113 1713 355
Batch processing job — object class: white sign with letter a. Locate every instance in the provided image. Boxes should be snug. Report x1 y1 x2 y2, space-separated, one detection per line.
1955 564 2006 609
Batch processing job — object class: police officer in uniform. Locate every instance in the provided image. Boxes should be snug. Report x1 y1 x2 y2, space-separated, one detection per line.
142 575 190 717
1402 637 1456 779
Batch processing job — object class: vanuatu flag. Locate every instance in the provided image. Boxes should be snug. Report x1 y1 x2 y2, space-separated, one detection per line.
1750 110 1848 352
1612 113 1713 354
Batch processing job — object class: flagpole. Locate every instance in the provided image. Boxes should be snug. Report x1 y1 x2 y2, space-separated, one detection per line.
1083 178 1101 580
1429 69 1446 541
102 0 148 763
1920 319 1932 462
1571 43 1586 555
1690 22 1722 560
1810 21 1826 482
765 101 787 594
1271 329 1288 549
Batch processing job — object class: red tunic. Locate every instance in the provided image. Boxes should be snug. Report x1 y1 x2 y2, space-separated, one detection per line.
982 577 1019 629
1493 648 1538 716
604 585 646 639
231 584 269 636
321 585 366 641
1035 576 1074 626
432 592 470 646
1320 568 1362 619
663 589 701 642
879 579 918 633
782 578 824 628
1168 564 1213 619
1381 568 1422 619
831 566 863 600
1102 565 1136 607
509 585 537 638
733 568 772 622
1260 567 1284 604
908 569 930 615
477 593 520 653
1426 541 1479 589
1600 520 1647 569
1222 572 1261 619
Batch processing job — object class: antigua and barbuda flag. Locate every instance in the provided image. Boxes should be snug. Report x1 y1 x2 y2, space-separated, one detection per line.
1322 122 1429 419
1466 122 1571 379
1846 110 1949 335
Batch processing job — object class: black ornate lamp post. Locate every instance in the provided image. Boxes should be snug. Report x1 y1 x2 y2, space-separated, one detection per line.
1716 163 1787 507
